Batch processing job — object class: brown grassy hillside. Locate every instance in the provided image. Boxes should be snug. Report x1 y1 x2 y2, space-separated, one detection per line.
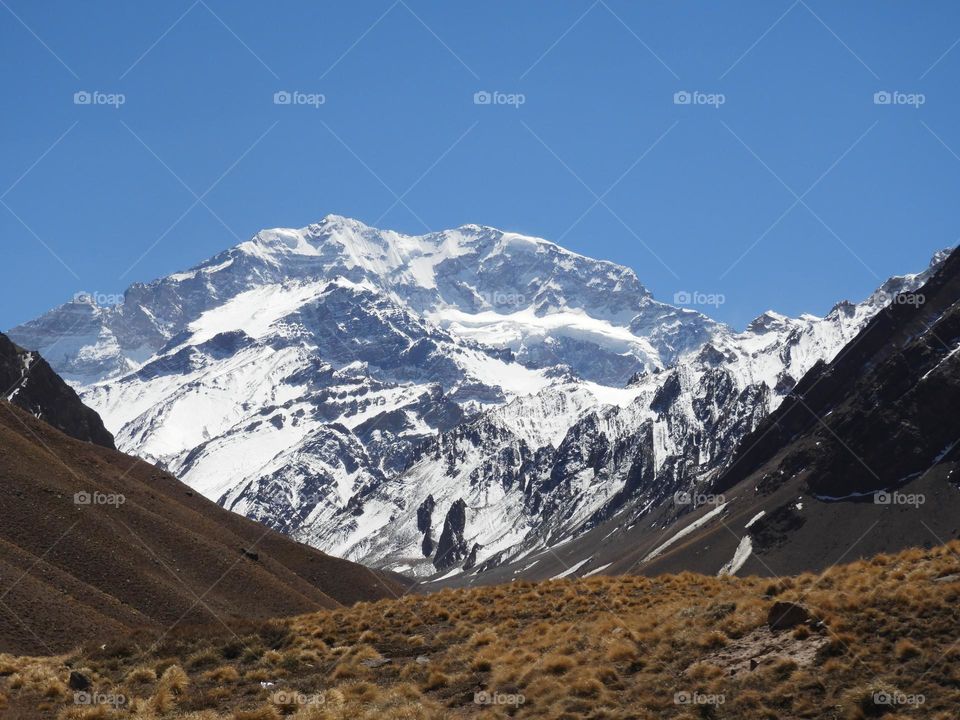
1 540 958 719
0 399 408 656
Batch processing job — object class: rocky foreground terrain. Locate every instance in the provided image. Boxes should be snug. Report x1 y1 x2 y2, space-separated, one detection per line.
1 540 958 719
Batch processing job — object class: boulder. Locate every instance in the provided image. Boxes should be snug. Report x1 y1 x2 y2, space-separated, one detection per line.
767 601 812 631
68 670 92 691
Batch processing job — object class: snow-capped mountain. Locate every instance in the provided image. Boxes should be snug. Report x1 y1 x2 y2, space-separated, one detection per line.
9 216 947 578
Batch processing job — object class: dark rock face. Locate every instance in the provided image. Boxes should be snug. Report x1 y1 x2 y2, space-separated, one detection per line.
0 333 115 449
463 542 482 570
418 495 436 557
715 246 960 501
750 503 807 552
433 499 468 570
421 532 434 558
650 371 682 416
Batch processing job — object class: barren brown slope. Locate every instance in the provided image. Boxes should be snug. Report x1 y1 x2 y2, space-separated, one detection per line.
0 399 409 656
3 541 960 719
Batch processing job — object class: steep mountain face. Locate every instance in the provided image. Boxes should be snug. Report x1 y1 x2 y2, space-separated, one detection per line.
601 245 960 581
291 252 945 578
715 249 960 501
9 216 947 579
0 332 114 448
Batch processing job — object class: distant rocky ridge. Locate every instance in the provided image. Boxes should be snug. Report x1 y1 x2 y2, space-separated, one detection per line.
638 244 960 578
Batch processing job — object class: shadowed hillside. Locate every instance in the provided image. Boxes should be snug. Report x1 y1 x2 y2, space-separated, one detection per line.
0 397 409 657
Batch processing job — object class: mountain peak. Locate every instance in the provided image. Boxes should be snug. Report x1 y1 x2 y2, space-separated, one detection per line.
931 247 956 268
745 310 789 333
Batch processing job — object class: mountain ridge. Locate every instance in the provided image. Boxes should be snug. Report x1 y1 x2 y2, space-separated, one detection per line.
8 216 952 580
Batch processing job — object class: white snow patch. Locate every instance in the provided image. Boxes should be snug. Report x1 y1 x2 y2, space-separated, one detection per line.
583 562 613 577
934 438 959 463
718 535 753 576
921 341 960 380
429 568 462 582
517 559 540 573
550 557 592 580
643 502 729 562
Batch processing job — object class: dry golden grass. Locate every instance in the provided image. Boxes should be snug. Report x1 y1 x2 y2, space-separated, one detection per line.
2 541 960 718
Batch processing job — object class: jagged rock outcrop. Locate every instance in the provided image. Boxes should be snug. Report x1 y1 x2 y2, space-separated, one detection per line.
433 499 468 570
417 495 436 557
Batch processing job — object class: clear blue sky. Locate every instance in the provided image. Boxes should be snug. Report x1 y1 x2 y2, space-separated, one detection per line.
2 1 959 330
